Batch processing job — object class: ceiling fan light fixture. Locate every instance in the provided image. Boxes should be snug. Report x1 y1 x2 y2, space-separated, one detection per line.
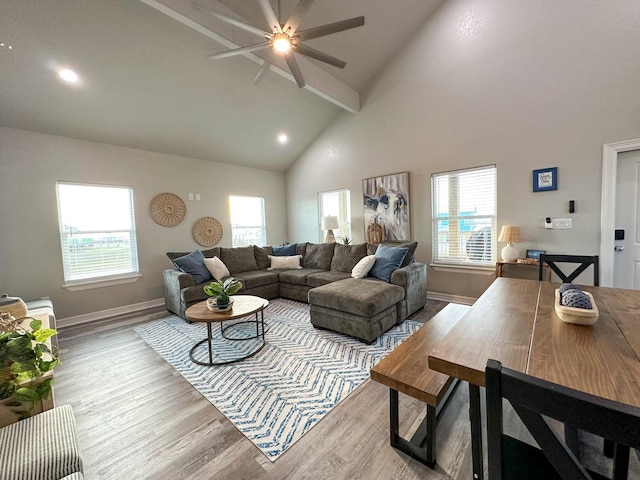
272 34 292 53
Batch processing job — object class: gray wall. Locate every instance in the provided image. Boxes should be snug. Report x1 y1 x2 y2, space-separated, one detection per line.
0 127 287 318
286 0 640 299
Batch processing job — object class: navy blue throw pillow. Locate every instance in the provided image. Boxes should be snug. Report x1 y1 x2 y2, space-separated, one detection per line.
172 250 212 284
272 243 297 257
369 245 409 282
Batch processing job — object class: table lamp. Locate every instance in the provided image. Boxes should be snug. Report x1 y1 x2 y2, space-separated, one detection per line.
498 225 522 262
322 215 339 243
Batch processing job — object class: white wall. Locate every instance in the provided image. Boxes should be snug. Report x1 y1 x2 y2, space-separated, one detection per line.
286 0 640 299
0 127 287 318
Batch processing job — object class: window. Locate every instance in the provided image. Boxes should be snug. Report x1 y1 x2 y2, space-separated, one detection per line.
56 183 139 284
318 189 351 242
230 195 266 247
431 165 497 267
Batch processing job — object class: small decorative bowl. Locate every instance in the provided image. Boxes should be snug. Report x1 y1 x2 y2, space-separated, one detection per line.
206 297 234 312
554 289 599 325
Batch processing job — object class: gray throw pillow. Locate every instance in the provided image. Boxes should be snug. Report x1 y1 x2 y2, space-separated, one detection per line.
171 250 212 284
368 245 408 282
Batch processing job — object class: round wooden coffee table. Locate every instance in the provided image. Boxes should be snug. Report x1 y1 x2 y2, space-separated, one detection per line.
185 295 269 366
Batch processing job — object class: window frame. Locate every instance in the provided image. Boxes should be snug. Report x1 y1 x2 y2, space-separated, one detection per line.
431 165 497 270
318 188 351 243
229 195 266 247
56 182 140 289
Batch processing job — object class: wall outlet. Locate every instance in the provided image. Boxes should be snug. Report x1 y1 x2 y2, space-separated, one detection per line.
188 193 194 201
195 193 201 201
552 218 572 229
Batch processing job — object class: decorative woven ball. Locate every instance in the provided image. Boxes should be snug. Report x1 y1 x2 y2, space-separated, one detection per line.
561 290 593 309
559 283 582 294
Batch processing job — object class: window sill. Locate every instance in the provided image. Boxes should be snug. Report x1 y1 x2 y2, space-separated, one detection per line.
63 273 142 291
430 264 495 275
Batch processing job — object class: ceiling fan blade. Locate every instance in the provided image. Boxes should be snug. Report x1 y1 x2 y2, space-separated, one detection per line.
296 16 365 41
208 41 271 60
283 0 315 35
258 0 280 32
192 2 267 37
295 44 346 68
284 54 305 87
253 60 271 84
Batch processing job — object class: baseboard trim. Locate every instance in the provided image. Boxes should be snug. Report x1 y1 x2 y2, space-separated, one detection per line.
427 291 476 306
58 298 166 327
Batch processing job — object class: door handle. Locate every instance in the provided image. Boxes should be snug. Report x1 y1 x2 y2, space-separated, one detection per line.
614 245 625 252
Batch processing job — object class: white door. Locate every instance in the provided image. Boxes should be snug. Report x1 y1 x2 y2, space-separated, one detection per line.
614 149 640 288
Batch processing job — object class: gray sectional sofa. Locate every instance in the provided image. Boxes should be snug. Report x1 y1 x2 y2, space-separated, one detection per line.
163 241 426 342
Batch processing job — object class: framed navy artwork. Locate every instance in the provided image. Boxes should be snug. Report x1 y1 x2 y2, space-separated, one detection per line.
533 167 558 192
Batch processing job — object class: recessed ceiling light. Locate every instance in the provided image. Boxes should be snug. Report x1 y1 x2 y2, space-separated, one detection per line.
0 42 12 50
58 68 80 84
278 134 288 144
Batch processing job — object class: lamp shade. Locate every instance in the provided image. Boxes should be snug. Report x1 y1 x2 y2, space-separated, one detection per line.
498 225 523 243
322 215 339 230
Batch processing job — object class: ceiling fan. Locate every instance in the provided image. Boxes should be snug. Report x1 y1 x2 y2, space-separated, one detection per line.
193 0 365 88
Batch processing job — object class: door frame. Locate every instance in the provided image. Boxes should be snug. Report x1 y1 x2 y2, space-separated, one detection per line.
601 138 640 286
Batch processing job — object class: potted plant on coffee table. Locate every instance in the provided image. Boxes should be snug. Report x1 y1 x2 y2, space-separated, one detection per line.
203 277 243 311
0 317 58 425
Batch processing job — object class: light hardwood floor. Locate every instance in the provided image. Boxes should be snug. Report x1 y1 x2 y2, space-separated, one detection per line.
55 300 481 479
54 300 634 479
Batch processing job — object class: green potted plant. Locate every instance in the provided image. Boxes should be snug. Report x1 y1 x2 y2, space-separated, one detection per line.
0 317 58 423
342 237 351 245
203 277 243 310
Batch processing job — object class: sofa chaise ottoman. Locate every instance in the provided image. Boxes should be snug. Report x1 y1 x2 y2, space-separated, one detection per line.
308 278 405 343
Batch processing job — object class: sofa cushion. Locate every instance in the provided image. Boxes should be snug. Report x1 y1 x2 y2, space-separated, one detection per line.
231 270 279 290
272 243 297 256
369 245 408 282
203 256 229 280
296 243 308 257
254 245 273 270
367 241 417 267
351 255 376 279
171 250 212 284
308 278 404 318
201 247 221 258
307 270 352 287
302 243 335 270
278 268 324 286
220 246 258 273
330 243 367 273
269 255 302 269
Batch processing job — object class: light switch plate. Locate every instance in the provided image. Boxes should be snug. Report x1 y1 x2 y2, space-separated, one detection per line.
552 218 572 229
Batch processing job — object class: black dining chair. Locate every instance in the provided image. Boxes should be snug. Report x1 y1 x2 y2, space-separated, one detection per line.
485 359 638 480
538 254 600 286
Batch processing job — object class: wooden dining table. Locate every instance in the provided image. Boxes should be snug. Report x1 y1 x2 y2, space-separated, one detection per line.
427 277 640 480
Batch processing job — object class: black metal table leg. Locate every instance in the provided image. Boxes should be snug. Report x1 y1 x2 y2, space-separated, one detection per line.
207 321 213 365
469 383 484 480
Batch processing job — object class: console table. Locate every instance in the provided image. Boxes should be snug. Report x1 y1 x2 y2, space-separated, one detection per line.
495 260 551 280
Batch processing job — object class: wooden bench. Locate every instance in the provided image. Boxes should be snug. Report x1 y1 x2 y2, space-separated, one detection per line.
370 303 470 467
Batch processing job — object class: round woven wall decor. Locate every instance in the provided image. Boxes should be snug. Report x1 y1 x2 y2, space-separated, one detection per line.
192 217 223 247
149 193 186 227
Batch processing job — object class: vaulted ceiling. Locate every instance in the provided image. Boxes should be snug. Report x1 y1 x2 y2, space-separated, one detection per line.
0 0 443 171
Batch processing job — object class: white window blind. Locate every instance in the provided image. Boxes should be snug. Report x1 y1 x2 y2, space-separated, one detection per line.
431 165 497 267
318 189 351 242
230 195 266 247
56 183 139 283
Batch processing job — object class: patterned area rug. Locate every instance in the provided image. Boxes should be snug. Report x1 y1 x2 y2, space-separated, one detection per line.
134 298 420 461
